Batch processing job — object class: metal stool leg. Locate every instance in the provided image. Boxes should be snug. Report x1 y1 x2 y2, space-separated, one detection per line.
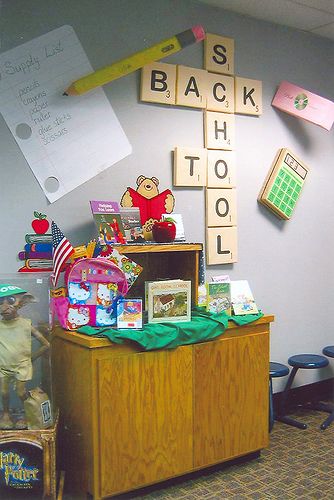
275 367 307 429
269 377 274 433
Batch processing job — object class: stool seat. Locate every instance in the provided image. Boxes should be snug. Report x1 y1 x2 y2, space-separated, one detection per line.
277 353 330 430
323 346 334 358
270 362 290 378
288 354 329 369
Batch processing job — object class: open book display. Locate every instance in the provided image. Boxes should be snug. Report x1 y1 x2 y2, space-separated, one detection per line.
147 280 191 323
230 280 259 315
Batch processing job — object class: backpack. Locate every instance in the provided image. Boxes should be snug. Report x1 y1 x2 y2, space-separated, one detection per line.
52 257 128 330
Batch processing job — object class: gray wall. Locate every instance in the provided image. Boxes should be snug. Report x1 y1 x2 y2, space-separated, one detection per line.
1 0 333 390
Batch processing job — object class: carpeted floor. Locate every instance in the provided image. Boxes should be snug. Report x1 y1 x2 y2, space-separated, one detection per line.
122 405 334 499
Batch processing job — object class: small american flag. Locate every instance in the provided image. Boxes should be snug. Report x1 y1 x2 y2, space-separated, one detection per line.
51 221 74 286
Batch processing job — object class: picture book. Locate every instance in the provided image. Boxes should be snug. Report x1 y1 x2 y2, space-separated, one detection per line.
147 280 191 323
117 298 143 329
162 213 185 241
197 284 207 307
90 200 126 244
103 246 143 289
230 280 259 315
206 282 231 315
120 207 145 243
144 279 183 311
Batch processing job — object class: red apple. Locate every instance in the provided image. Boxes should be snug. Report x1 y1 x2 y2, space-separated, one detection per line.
31 211 50 234
152 219 176 243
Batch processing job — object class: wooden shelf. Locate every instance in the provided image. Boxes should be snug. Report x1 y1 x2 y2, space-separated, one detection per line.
116 242 202 254
116 242 203 306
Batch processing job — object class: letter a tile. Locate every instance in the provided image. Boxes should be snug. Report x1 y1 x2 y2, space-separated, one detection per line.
176 65 207 108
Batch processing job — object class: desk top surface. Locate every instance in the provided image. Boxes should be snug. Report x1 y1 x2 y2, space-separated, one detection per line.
52 314 274 351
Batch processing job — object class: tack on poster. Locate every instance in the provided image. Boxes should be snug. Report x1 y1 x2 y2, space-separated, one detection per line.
0 25 132 203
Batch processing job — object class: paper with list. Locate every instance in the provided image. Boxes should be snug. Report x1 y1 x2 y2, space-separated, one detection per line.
0 25 132 203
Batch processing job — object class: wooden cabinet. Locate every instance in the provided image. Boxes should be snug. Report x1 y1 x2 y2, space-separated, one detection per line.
51 243 274 498
116 242 202 306
193 323 270 468
52 316 273 499
97 347 193 495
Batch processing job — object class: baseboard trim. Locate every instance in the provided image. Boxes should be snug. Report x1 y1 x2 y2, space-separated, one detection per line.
273 377 334 412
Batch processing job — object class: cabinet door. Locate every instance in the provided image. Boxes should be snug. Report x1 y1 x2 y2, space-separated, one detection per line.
97 346 193 497
193 331 269 468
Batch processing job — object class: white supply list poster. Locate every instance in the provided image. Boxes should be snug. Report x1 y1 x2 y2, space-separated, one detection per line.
0 25 132 203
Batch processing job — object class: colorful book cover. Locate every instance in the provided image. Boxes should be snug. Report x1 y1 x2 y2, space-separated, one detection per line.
147 280 191 323
197 284 207 307
90 200 126 244
230 280 259 315
25 234 52 244
24 243 53 253
25 259 53 269
206 282 231 315
120 207 145 243
103 247 143 289
117 298 143 329
18 251 53 261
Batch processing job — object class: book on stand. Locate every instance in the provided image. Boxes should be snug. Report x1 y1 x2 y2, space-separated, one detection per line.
117 299 143 329
206 282 231 315
120 207 145 243
230 280 259 315
90 200 126 244
147 280 191 323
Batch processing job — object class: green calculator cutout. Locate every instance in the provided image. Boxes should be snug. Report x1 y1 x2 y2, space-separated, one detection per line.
258 148 309 220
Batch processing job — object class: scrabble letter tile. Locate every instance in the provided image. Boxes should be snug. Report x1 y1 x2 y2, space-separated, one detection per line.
235 77 262 115
176 65 207 108
204 34 234 76
207 150 236 188
206 188 237 226
141 62 176 105
206 73 235 113
204 111 235 150
174 147 207 186
206 226 238 265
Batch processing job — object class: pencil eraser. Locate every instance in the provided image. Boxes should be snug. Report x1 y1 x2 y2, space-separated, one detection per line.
192 25 206 42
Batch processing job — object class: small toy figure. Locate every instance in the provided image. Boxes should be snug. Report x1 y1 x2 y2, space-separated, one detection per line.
0 284 50 429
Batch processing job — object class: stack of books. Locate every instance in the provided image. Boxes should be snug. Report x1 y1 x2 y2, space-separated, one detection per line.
18 233 53 272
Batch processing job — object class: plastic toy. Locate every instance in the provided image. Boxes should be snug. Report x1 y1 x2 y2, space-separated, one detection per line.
0 284 50 429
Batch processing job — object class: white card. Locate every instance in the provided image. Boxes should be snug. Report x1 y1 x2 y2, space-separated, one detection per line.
0 25 132 202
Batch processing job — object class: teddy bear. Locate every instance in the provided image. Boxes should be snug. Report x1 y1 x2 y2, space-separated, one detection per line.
120 175 175 238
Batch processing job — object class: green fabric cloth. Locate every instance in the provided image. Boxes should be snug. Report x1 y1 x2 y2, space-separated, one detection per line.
77 308 264 351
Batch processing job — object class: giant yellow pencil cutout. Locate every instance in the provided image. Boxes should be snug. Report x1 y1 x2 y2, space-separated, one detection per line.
63 26 205 96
